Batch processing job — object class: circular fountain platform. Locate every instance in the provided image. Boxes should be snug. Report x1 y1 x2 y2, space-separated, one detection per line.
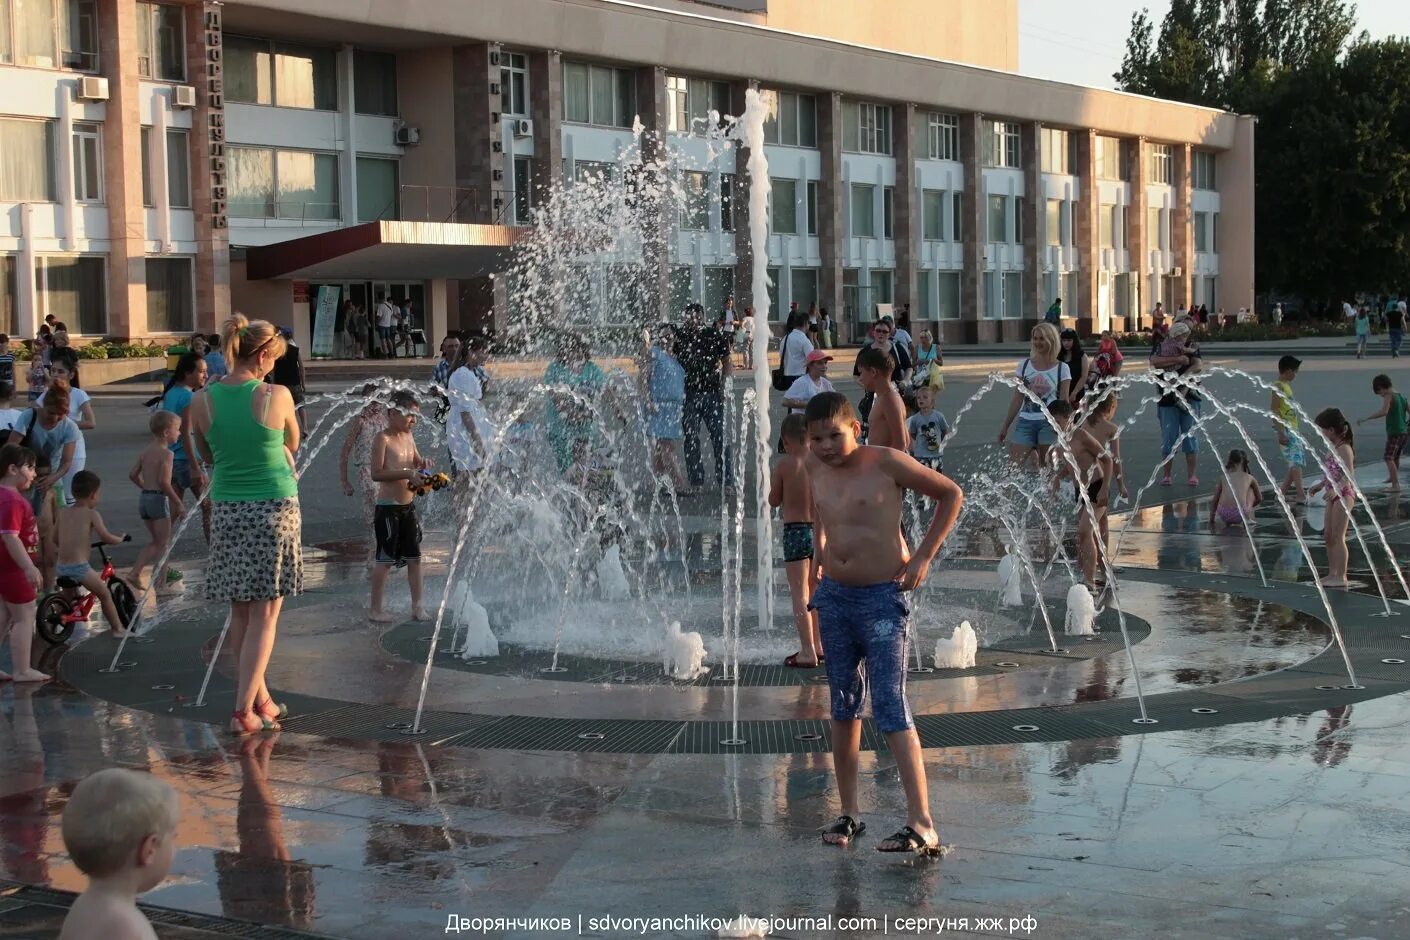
57 559 1410 754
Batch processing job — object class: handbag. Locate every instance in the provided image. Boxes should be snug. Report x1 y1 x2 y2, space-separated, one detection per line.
771 332 792 392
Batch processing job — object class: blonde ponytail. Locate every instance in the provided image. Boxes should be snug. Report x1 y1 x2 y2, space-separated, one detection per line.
221 313 286 364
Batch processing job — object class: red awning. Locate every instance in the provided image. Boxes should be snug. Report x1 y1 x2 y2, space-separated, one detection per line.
244 221 528 281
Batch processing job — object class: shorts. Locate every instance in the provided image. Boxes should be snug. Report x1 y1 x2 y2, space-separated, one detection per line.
378 326 395 341
1010 416 1057 449
0 568 36 605
1282 437 1305 469
172 459 191 491
1075 476 1105 506
1216 504 1248 525
1385 433 1407 463
915 456 943 472
56 562 91 583
138 490 168 521
808 578 913 732
782 522 814 563
374 503 422 566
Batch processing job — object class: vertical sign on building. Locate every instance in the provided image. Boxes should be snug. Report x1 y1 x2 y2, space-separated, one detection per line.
311 285 340 358
204 5 226 229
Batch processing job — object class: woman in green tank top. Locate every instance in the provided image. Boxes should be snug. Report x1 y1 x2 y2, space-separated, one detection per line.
192 315 303 737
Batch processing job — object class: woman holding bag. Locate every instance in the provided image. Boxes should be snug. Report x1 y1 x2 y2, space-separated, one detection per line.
912 329 942 390
772 312 813 392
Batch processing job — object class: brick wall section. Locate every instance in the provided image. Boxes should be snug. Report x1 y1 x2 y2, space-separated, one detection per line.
893 103 916 320
816 92 844 341
529 50 562 205
729 80 756 315
959 112 991 342
186 1 229 332
451 42 503 224
1171 141 1193 312
1073 128 1097 336
634 66 669 321
1017 120 1040 339
100 0 147 338
1128 137 1148 328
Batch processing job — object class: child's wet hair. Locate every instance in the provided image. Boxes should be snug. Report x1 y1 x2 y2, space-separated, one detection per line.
71 469 101 499
1315 407 1354 447
61 769 178 878
855 345 893 374
1048 399 1075 420
149 411 180 436
780 413 807 443
0 443 35 478
1373 373 1393 393
1225 448 1251 472
804 391 858 427
389 390 419 412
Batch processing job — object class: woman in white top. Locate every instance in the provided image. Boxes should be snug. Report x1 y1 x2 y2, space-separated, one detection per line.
997 322 1070 467
778 312 814 383
39 351 95 503
781 351 835 414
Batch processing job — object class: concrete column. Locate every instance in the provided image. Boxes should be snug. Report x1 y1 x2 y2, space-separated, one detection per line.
529 50 562 203
338 44 357 225
99 0 147 338
1220 116 1256 316
729 80 757 315
817 92 845 341
1074 128 1098 336
635 66 669 322
451 41 505 224
428 277 450 344
1171 142 1194 312
894 103 917 323
1128 137 1148 329
1015 121 1040 342
185 1 229 333
958 112 986 343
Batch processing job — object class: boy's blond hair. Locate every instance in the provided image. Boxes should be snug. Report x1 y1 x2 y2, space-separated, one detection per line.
62 769 178 877
148 411 180 436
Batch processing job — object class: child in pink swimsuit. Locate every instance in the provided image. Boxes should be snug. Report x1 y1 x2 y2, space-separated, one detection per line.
1308 408 1356 587
1209 449 1260 528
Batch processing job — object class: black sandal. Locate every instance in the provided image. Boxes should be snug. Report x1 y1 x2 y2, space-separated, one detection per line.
822 815 865 846
876 825 942 856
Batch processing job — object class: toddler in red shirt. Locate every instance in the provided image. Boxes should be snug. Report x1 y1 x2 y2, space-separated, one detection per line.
0 443 46 682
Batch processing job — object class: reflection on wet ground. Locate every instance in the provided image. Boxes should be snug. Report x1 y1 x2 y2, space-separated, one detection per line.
4 493 1410 937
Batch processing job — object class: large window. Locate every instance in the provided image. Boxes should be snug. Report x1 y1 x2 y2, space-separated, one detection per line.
500 51 528 116
71 122 101 203
720 174 734 232
924 112 959 161
562 61 635 128
790 268 818 311
1 0 97 70
0 256 15 335
1193 150 1216 190
1046 199 1063 247
1003 271 1022 319
1150 143 1173 184
665 74 729 134
952 192 962 241
1147 206 1165 249
38 255 104 334
356 156 398 222
1194 210 1210 252
882 186 894 240
1099 202 1114 249
0 117 55 201
145 257 191 333
842 101 892 155
937 271 960 319
763 91 816 148
166 129 189 207
678 170 709 230
770 177 796 234
354 50 397 116
851 183 875 238
228 146 339 219
226 36 337 110
513 156 533 224
1110 204 1125 249
922 190 945 240
805 180 818 235
983 120 1020 168
1040 127 1071 174
871 270 894 308
987 194 1007 243
1096 135 1129 180
702 266 733 315
136 2 181 80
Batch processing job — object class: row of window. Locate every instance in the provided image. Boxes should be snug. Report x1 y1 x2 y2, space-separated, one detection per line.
0 254 194 336
0 116 190 208
1150 144 1218 187
2 0 190 83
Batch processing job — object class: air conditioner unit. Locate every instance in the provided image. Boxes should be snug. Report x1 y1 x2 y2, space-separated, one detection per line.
513 118 533 138
1170 266 1183 277
394 125 420 146
77 76 108 101
172 85 197 109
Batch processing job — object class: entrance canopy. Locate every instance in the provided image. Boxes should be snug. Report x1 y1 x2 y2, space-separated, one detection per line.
244 221 527 281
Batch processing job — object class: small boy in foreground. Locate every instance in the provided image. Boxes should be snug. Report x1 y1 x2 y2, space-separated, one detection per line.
805 393 963 855
768 414 821 668
369 391 432 622
60 768 179 940
55 471 129 635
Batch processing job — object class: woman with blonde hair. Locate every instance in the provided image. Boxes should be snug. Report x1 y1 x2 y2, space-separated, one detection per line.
997 321 1070 467
191 314 302 736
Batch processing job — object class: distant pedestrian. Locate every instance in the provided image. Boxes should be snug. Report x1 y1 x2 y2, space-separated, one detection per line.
375 293 397 358
1386 300 1404 359
739 308 755 369
1355 307 1371 358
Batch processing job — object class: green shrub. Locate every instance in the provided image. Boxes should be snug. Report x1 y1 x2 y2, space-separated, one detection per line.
1113 320 1352 347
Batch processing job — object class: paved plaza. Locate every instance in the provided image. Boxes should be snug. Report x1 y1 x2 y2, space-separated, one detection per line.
4 351 1410 939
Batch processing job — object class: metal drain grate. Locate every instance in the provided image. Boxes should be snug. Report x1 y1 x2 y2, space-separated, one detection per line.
439 715 686 752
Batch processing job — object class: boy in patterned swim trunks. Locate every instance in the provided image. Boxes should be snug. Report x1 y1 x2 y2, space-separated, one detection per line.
369 391 432 623
1356 374 1409 492
805 392 963 856
769 414 821 668
1271 355 1306 503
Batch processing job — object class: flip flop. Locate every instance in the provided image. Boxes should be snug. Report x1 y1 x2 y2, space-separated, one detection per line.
784 653 820 668
822 815 865 846
876 825 943 856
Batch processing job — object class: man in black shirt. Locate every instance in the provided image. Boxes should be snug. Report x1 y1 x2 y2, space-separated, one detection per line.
1387 301 1404 359
675 304 735 494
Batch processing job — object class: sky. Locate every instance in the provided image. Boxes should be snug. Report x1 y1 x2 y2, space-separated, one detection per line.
1018 0 1407 89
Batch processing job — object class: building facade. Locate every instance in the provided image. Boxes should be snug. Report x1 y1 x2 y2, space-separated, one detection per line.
0 0 1251 351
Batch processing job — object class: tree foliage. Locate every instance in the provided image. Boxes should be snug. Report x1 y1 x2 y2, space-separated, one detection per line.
1114 1 1410 299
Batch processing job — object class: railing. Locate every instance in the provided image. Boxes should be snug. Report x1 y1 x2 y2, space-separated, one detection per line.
228 201 341 226
387 186 526 226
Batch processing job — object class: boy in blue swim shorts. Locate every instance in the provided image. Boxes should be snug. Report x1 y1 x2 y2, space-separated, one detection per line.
804 392 963 856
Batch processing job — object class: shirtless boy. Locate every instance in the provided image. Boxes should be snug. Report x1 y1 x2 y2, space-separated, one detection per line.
1048 400 1113 590
369 391 432 622
855 346 908 452
55 471 130 635
805 392 963 855
1079 393 1129 567
769 414 821 668
127 411 187 592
